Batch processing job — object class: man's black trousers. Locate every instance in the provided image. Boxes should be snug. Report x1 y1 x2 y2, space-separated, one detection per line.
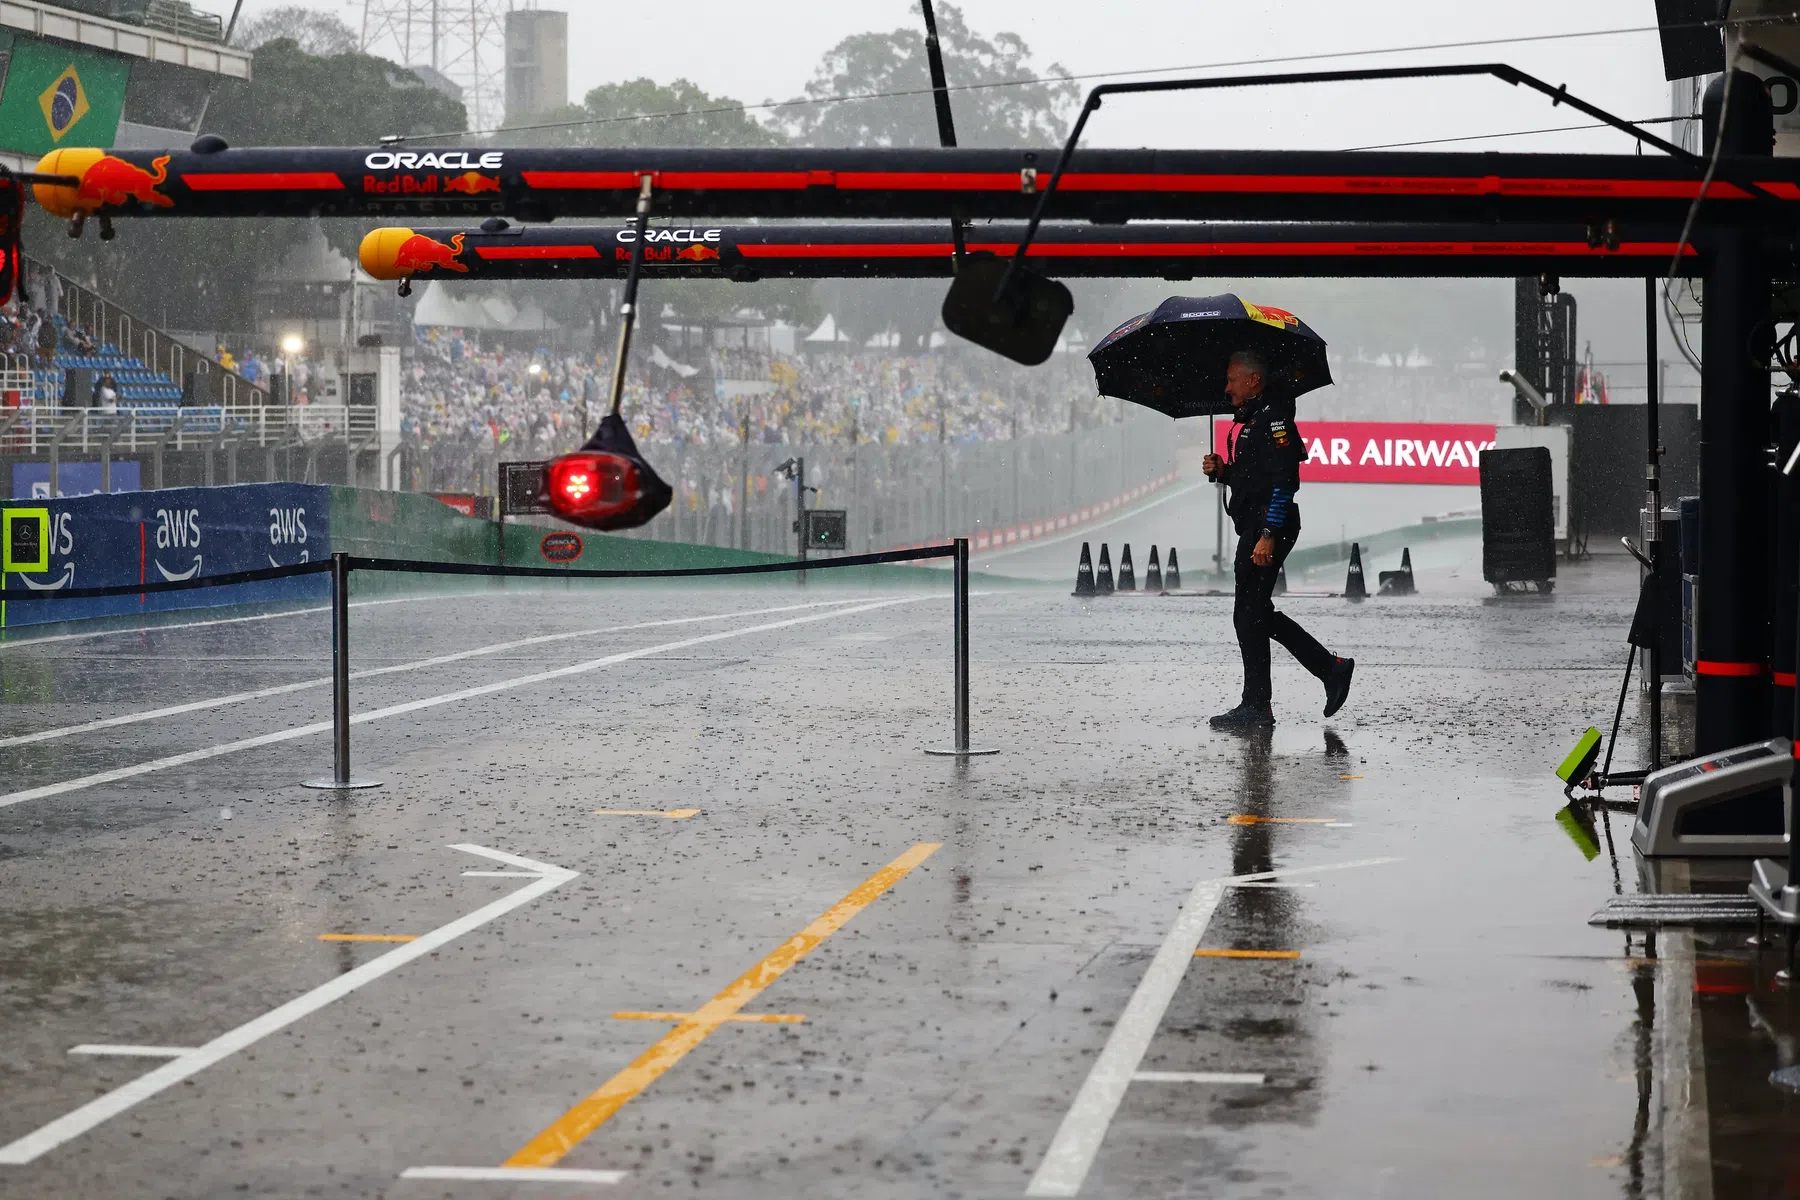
1233 528 1336 707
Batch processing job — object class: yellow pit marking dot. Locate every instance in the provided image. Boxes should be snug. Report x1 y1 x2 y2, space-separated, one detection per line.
612 1011 805 1024
317 933 417 943
1227 815 1347 826
592 808 701 819
1194 948 1301 960
503 841 942 1169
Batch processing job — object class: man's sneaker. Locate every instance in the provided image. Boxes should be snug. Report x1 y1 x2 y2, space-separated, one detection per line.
1322 657 1355 718
1210 703 1275 730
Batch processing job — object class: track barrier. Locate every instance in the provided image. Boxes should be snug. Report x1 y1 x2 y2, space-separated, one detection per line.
1378 547 1417 596
1073 542 1096 596
1096 544 1115 594
1118 544 1136 592
19 540 989 781
1345 543 1368 602
1166 548 1181 591
1145 546 1163 593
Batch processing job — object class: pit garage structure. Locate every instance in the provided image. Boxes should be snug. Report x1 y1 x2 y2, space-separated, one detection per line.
31 65 1800 756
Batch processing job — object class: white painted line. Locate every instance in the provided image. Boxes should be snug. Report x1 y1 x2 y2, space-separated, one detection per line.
461 870 541 878
1024 856 1398 1198
67 1045 192 1058
1661 930 1714 1200
1131 1071 1265 1085
401 1166 627 1184
0 597 878 749
1228 881 1318 889
0 845 576 1166
0 596 927 811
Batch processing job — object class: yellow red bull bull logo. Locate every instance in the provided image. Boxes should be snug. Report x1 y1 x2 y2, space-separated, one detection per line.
675 243 720 262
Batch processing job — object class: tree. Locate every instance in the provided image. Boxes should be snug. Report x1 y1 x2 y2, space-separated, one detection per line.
26 39 466 332
206 38 466 145
492 77 800 340
779 2 1077 148
779 5 1076 351
503 78 782 148
231 7 360 57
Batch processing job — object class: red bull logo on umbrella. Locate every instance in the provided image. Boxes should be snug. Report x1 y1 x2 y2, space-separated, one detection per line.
1242 301 1300 330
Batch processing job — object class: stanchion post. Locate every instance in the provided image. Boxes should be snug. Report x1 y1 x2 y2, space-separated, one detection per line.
954 534 970 749
927 537 997 757
303 552 382 791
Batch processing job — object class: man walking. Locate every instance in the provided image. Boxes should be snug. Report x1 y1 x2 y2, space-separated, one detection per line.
1202 350 1355 729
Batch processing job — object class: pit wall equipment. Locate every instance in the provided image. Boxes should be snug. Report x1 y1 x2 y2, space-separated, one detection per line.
352 221 1710 284
31 144 1800 229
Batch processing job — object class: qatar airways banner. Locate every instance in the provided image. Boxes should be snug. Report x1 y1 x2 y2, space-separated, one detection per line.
1213 420 1497 485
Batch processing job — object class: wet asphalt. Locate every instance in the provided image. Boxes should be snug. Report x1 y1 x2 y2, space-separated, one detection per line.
0 551 1761 1198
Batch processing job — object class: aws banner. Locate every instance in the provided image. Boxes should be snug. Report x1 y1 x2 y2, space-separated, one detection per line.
0 483 329 627
1213 419 1497 485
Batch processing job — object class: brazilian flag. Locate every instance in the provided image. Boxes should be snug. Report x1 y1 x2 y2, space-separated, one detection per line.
0 39 128 156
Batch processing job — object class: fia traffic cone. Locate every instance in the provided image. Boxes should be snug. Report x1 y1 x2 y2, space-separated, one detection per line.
1073 542 1096 596
1166 547 1181 591
1273 565 1287 596
1378 546 1416 597
1345 542 1367 601
1097 543 1115 594
1118 544 1137 591
1145 545 1163 592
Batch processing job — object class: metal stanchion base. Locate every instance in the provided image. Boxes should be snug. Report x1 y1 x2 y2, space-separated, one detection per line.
924 747 1000 757
301 777 384 790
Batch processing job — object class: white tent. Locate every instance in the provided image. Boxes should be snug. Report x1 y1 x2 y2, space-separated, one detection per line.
804 314 853 345
412 282 561 332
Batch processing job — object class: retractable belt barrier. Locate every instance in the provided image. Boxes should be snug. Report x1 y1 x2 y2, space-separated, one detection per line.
347 545 952 580
20 540 993 787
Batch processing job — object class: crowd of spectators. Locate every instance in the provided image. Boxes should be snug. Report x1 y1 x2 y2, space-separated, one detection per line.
0 303 96 366
398 326 1111 485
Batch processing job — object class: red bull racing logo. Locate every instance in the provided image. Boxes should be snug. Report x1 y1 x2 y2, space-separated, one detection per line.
365 170 503 195
76 154 175 210
393 232 468 274
1243 301 1300 330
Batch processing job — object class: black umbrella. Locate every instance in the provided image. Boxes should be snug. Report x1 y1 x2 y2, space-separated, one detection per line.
1087 293 1332 420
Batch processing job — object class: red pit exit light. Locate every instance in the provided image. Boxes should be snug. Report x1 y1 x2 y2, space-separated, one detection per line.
544 450 668 531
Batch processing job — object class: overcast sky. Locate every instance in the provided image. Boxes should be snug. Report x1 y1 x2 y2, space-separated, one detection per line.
211 0 1673 152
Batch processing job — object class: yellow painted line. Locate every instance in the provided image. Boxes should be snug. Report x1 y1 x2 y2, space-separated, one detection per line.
1194 948 1301 960
504 841 941 1168
1339 775 1364 780
592 808 701 819
317 933 418 943
1227 815 1343 826
611 1011 805 1024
